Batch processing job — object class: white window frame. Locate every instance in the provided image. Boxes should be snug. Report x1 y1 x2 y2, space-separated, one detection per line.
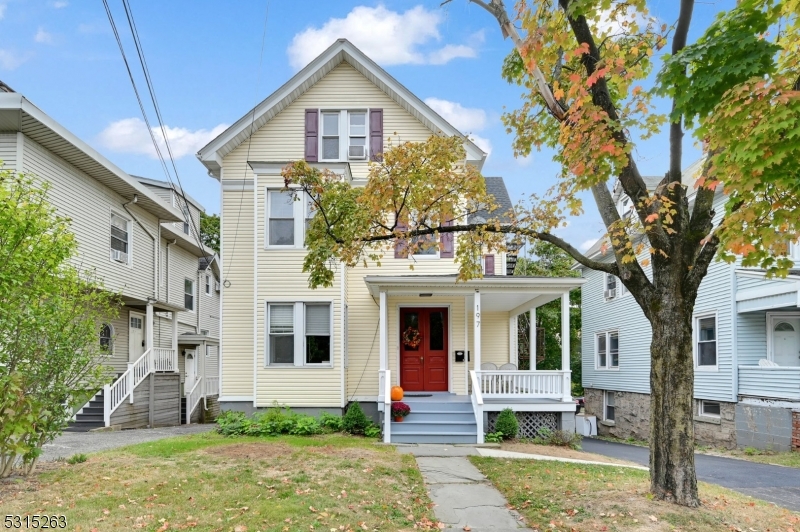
109 211 132 266
265 189 314 250
693 311 718 371
790 241 800 262
604 273 618 300
765 311 800 363
184 278 195 313
603 391 616 423
595 330 619 370
100 323 114 353
698 400 721 419
205 274 212 296
181 204 191 235
265 301 334 368
319 109 370 163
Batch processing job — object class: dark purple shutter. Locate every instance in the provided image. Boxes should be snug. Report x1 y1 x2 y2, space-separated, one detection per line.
484 254 495 275
394 218 408 259
305 109 318 162
369 109 383 161
440 218 454 258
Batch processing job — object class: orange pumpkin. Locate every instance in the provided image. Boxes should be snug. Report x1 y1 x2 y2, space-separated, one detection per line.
390 386 404 401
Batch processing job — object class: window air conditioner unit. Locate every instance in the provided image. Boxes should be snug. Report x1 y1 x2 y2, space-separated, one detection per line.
111 249 128 263
604 289 617 300
215 281 221 292
348 144 366 159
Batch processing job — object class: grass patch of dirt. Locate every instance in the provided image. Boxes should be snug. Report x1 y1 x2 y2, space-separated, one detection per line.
501 442 640 466
471 456 800 532
0 433 438 531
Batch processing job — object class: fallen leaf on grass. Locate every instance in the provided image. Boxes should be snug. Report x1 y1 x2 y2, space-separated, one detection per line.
649 515 658 522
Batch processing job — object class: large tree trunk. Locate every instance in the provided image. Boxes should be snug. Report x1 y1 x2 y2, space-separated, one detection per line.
648 295 699 507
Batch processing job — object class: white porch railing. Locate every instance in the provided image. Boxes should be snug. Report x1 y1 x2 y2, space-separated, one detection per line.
103 348 151 426
477 370 567 400
381 369 391 443
469 370 484 444
185 376 203 425
205 376 220 397
153 348 178 372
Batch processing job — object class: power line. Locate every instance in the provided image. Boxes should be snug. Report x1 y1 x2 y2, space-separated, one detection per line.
118 0 207 255
224 0 271 284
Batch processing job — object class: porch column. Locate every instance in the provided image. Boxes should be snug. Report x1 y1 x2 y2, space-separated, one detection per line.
379 290 387 374
474 290 481 369
146 301 154 351
171 310 178 372
530 308 537 370
560 292 572 401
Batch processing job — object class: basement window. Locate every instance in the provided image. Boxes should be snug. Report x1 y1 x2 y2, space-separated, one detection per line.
700 401 721 418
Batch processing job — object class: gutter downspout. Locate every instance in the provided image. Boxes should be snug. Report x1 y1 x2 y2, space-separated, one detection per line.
166 239 177 303
122 195 157 298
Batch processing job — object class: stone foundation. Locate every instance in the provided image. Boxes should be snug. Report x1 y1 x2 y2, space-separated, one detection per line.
584 388 736 449
793 411 800 451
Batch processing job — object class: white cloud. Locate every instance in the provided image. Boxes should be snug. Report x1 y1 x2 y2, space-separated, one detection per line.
424 97 487 132
0 4 6 20
516 154 534 166
35 27 54 44
467 134 492 155
580 238 599 251
590 5 656 39
0 50 32 70
97 118 228 160
287 5 480 70
52 1 69 7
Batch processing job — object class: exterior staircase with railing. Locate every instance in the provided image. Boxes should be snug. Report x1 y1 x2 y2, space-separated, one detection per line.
390 396 478 444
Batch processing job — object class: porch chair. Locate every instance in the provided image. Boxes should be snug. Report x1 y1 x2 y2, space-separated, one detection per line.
758 359 779 368
480 362 497 370
499 363 517 370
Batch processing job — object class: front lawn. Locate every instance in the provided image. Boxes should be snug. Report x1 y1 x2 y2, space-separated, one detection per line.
471 456 800 532
0 433 438 531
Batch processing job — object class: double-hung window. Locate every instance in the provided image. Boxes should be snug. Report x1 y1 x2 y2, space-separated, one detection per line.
320 110 368 161
205 275 211 295
604 391 616 422
182 204 191 235
110 213 130 264
268 190 296 246
604 273 618 300
267 302 333 366
596 330 619 369
100 324 113 352
184 279 195 312
695 314 717 368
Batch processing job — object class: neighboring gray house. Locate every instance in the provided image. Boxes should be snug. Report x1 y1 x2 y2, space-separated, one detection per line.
578 160 800 451
0 84 220 430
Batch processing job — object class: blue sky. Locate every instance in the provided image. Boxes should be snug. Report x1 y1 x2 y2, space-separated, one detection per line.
0 0 733 251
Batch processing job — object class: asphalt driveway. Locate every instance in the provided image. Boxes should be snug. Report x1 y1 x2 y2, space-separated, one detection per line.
582 438 800 512
41 424 215 462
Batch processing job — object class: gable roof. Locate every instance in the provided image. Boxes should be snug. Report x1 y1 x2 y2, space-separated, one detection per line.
0 92 183 222
134 175 206 212
197 39 487 179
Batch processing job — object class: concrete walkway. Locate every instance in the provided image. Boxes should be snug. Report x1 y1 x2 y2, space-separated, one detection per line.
582 438 800 512
41 424 215 461
403 445 533 531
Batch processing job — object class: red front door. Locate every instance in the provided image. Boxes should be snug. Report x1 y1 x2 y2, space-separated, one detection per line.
400 308 449 392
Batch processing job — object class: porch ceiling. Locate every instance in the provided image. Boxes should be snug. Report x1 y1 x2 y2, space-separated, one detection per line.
121 296 186 314
364 274 584 314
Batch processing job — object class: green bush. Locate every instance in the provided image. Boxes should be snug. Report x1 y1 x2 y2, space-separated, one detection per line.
530 428 582 450
343 402 370 435
319 412 344 432
494 408 519 440
66 453 87 464
485 431 504 443
364 423 382 438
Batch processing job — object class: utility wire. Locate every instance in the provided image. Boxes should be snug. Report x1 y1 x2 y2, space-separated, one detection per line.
224 0 271 285
117 0 207 255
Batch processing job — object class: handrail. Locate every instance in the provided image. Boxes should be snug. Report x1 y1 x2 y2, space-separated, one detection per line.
204 377 220 409
382 369 391 444
185 376 203 425
469 370 484 444
477 369 565 399
104 348 152 426
153 348 178 372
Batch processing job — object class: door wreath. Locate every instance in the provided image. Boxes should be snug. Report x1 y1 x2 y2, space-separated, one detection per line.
402 326 422 349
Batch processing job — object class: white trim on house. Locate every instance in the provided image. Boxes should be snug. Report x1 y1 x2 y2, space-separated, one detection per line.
197 39 486 178
109 209 132 267
693 311 719 372
698 399 721 419
595 329 620 370
766 312 800 364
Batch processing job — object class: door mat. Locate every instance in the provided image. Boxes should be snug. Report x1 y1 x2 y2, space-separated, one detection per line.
403 394 433 397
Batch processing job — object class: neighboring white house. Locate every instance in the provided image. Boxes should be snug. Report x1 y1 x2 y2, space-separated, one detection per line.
579 159 800 451
0 82 220 430
197 39 585 444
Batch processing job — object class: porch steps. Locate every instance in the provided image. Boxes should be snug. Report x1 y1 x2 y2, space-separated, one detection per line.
391 396 478 444
65 390 105 432
180 397 187 425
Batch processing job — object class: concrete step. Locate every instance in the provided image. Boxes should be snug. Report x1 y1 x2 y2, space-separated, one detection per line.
392 432 478 444
64 421 104 433
392 420 477 434
403 411 476 422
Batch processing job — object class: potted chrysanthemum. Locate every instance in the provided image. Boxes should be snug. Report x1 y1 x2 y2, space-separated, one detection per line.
391 401 411 422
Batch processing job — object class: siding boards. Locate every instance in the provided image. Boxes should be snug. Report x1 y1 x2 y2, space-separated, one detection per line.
152 374 181 427
0 133 16 167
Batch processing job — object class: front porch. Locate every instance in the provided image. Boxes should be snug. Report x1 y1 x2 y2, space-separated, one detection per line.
366 275 585 444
